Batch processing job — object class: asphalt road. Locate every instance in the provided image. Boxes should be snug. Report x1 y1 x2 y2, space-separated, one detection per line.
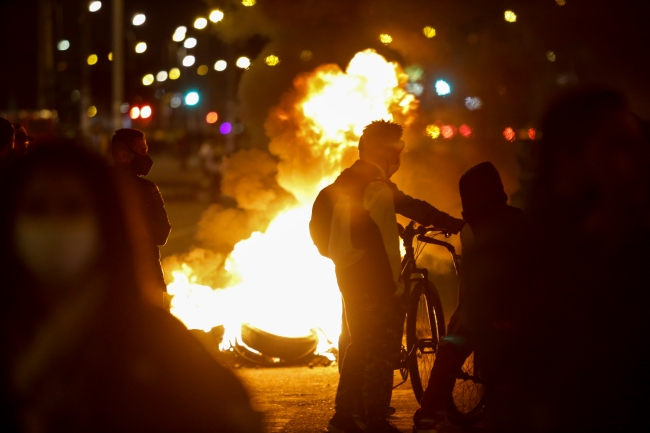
235 365 477 433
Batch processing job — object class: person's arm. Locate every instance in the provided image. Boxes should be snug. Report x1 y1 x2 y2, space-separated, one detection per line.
144 182 172 246
390 182 465 234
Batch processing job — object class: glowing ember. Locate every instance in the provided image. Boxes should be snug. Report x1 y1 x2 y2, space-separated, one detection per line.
166 49 418 355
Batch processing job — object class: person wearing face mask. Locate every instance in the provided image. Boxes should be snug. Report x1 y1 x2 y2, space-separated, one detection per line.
311 120 464 433
0 142 262 433
111 128 171 302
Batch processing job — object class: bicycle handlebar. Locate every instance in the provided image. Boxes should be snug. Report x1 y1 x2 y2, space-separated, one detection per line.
416 226 451 238
417 234 457 255
400 221 452 242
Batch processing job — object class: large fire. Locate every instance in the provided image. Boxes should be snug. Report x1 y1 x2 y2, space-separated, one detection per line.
166 49 418 354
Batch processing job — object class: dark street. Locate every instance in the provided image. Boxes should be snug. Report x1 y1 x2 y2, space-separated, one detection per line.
238 365 475 433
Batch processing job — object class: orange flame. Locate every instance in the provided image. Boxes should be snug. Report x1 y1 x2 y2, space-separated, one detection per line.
166 49 418 354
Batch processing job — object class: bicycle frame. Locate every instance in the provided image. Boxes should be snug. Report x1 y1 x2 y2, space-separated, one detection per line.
398 221 461 361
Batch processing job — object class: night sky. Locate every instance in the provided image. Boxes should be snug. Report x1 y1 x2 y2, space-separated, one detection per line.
1 0 650 123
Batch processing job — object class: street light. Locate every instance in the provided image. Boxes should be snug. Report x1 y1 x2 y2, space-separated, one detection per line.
236 56 251 68
88 1 102 12
435 79 451 96
209 10 224 22
142 74 154 85
182 55 195 67
57 40 70 51
135 42 147 53
185 91 200 106
156 71 168 82
194 17 207 29
183 38 197 49
140 105 152 119
169 68 181 80
132 14 146 26
173 26 186 42
214 60 227 71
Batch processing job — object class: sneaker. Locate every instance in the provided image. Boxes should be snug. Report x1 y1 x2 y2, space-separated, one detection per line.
366 418 402 432
327 413 365 433
412 408 442 433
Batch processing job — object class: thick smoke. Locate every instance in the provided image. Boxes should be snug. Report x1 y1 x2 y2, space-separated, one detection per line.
165 0 525 315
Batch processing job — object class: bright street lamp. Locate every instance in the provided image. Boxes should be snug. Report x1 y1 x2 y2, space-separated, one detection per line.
236 56 251 68
135 42 147 53
133 14 146 26
194 17 207 29
88 1 102 12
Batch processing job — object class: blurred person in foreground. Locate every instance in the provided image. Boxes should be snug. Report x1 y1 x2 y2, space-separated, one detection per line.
412 162 525 433
0 142 261 433
486 89 650 432
111 129 171 302
12 123 30 157
311 120 464 433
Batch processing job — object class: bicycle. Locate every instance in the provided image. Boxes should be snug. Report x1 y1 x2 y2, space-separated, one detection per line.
395 220 485 427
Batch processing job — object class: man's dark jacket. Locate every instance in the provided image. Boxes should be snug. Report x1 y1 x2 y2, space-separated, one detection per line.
311 159 464 293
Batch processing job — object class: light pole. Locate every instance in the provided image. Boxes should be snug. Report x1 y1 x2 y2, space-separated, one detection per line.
112 0 124 131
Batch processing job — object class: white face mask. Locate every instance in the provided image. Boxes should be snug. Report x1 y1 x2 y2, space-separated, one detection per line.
14 215 100 288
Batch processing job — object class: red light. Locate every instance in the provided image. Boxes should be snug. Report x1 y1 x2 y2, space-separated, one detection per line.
130 107 140 119
459 124 472 137
503 127 515 142
441 125 456 139
140 105 152 119
528 128 536 140
206 111 218 124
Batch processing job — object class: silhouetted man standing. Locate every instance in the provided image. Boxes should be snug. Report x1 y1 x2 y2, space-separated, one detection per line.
111 129 171 301
311 120 464 433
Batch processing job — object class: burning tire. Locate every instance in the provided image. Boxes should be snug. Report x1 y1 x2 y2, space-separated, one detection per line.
239 323 319 361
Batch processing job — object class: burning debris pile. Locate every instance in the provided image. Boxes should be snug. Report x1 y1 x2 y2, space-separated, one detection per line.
164 49 418 362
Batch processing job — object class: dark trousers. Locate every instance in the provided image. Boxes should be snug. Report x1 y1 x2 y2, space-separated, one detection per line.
419 333 473 416
334 257 403 423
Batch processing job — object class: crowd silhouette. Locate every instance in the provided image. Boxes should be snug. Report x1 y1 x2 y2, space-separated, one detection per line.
1 87 649 432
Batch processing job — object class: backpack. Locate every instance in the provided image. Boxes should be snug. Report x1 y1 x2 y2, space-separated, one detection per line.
309 184 336 258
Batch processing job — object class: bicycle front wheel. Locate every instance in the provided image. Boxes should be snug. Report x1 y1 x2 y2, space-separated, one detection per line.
406 279 446 402
446 351 486 427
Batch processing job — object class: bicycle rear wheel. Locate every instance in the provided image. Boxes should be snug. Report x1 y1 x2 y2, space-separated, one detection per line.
406 279 446 401
446 352 486 427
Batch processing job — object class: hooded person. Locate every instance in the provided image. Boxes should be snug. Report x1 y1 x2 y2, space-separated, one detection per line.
413 161 525 433
110 129 171 303
0 141 261 433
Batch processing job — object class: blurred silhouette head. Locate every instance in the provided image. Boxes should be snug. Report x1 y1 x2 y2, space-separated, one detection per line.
359 120 405 178
111 128 153 176
534 88 650 232
0 142 139 303
459 162 508 219
0 117 15 156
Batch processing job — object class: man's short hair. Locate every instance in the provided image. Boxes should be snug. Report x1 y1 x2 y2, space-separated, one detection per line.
112 128 145 153
0 117 15 153
361 120 403 148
